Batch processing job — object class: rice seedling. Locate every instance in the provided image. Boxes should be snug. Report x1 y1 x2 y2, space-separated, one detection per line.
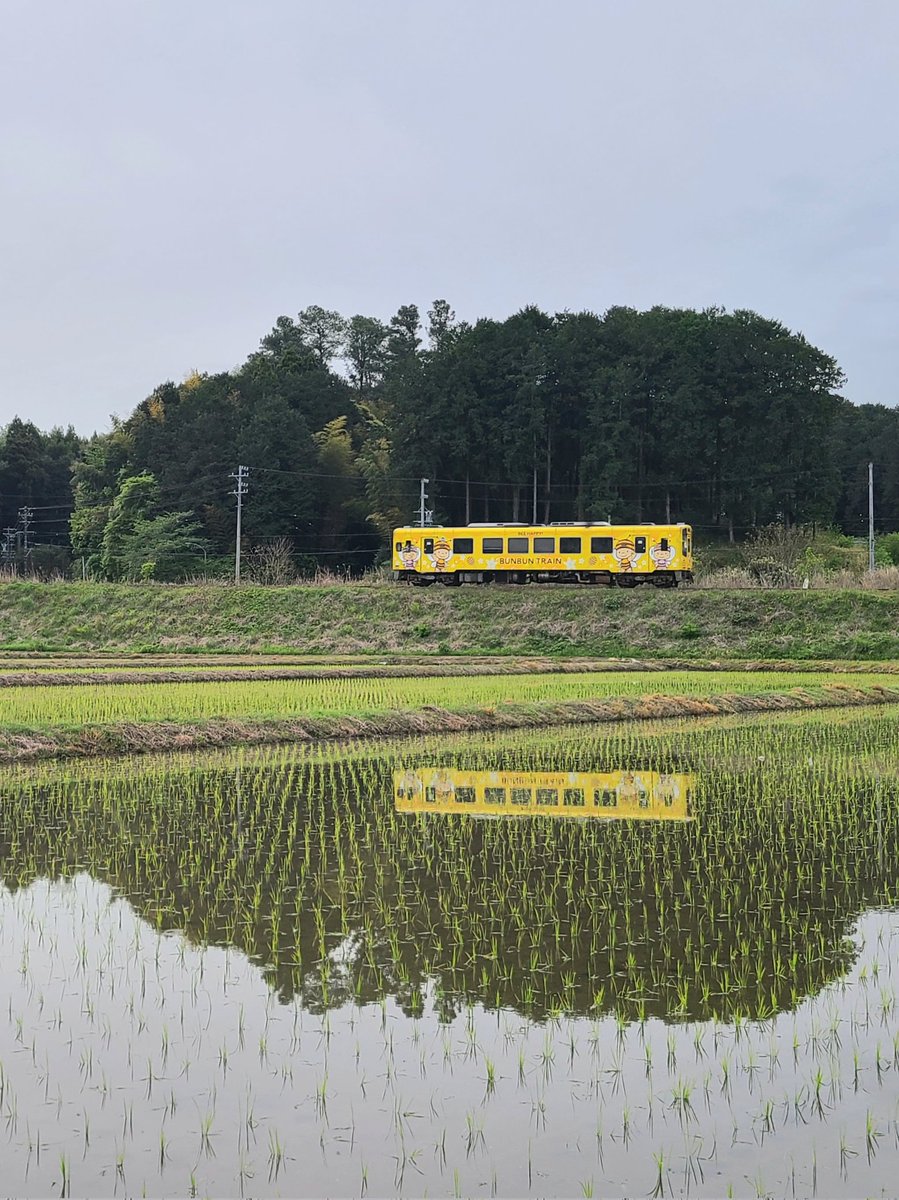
2 667 898 760
0 704 898 1192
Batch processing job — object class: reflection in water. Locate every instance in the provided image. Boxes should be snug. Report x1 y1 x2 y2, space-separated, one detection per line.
395 766 694 819
2 710 899 1196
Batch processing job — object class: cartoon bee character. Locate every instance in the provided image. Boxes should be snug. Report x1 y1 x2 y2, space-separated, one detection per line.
400 540 420 570
617 771 645 806
652 773 681 807
613 539 636 571
649 541 674 569
396 769 423 799
433 770 455 800
431 537 452 572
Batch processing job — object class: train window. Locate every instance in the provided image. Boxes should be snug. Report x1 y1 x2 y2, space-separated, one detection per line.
682 529 690 555
591 536 614 553
395 541 402 552
594 789 617 808
484 787 506 805
424 538 434 554
634 536 646 553
482 537 503 553
455 788 476 804
510 788 531 805
660 537 669 552
560 537 581 553
533 537 555 553
536 788 558 806
425 787 438 803
453 537 474 554
563 788 585 807
507 537 529 553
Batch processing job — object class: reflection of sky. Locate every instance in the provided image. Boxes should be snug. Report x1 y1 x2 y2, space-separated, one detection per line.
2 875 899 1198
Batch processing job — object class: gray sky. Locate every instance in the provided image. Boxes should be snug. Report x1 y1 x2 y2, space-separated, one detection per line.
3 0 898 435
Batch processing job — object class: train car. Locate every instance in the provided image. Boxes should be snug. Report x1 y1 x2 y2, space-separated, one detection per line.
391 522 692 587
394 767 694 821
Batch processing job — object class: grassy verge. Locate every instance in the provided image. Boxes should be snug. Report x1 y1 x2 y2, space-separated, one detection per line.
2 682 899 762
2 581 899 659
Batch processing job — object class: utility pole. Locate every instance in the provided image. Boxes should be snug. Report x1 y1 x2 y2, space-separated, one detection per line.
868 461 876 572
17 506 33 554
230 466 249 583
532 465 538 523
2 527 15 563
418 478 431 528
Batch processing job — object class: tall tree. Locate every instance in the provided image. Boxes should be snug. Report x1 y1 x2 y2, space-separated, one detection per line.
344 316 388 396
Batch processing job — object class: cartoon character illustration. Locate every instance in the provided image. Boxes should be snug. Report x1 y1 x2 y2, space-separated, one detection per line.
613 539 636 571
431 537 452 572
652 773 681 806
649 541 674 569
617 771 648 807
396 769 423 799
400 540 420 570
433 770 455 800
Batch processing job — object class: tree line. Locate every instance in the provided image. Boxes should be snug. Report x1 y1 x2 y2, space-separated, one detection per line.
3 302 899 579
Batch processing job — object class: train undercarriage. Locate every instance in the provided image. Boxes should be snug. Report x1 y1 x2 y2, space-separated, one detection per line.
395 570 692 589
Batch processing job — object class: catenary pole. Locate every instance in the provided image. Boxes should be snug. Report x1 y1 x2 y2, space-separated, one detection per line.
230 466 249 583
869 461 876 572
418 478 430 528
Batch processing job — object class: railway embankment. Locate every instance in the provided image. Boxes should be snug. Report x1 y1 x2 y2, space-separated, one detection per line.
1 581 899 660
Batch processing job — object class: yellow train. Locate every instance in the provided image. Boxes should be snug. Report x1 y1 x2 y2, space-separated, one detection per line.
394 767 694 821
391 522 693 587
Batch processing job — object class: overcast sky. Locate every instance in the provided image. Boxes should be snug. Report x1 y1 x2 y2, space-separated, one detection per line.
3 0 898 435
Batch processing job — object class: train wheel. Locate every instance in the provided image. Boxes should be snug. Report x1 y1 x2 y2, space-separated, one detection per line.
616 575 638 589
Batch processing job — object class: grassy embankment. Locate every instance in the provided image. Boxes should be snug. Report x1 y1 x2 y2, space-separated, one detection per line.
3 580 899 658
2 668 899 761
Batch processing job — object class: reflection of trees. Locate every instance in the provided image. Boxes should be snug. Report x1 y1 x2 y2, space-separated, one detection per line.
0 750 893 1024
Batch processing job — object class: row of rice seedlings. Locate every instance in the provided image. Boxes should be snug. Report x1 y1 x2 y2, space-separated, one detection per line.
0 669 896 730
2 708 899 1024
2 709 899 1193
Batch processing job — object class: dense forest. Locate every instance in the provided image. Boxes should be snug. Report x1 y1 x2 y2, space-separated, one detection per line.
3 302 899 578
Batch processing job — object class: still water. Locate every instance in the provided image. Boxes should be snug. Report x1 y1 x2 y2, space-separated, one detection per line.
1 710 899 1197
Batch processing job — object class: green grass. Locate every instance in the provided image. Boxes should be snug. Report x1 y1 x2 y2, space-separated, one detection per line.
2 581 899 659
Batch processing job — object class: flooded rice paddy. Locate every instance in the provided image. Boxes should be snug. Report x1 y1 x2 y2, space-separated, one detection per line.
2 707 899 1196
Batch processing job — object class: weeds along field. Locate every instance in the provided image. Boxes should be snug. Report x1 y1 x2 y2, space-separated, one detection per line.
1 668 898 737
2 708 899 1196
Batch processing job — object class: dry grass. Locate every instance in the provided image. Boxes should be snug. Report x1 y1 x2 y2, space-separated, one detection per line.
4 654 899 688
697 564 899 590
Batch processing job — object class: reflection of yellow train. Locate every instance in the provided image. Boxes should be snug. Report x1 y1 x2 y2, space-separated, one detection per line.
394 768 694 821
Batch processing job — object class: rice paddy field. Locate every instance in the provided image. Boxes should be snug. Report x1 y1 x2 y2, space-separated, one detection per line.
3 702 899 1197
3 669 899 729
0 659 898 764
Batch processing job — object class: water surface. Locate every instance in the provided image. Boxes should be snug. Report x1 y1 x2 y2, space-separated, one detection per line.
2 709 899 1197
